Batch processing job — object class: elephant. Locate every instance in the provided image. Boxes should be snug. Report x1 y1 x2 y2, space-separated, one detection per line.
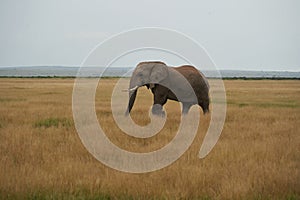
125 61 210 116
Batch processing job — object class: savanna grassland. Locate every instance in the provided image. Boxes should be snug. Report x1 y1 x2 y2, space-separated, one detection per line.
0 78 299 200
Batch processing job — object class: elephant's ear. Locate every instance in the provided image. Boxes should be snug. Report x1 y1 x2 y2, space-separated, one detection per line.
149 63 168 84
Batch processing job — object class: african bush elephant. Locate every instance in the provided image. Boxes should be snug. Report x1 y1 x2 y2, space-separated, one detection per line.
125 61 210 116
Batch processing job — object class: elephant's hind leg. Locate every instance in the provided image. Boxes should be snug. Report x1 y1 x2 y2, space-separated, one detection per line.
182 103 192 114
152 104 165 117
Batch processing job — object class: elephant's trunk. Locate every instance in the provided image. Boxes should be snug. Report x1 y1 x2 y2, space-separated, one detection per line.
125 89 138 116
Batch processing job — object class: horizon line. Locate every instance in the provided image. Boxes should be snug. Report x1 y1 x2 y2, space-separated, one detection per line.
0 65 299 73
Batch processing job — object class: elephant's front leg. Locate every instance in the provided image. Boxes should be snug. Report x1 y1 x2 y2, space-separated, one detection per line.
152 89 168 117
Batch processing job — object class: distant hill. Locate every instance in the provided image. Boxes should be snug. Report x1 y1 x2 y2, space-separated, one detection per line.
0 66 299 79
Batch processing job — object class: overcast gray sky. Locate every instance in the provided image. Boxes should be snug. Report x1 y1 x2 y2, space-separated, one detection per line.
0 0 299 71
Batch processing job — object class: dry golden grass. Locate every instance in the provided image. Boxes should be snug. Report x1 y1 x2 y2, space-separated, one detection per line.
0 78 299 200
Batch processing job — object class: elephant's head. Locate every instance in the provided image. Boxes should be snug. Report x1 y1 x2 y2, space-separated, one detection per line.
125 61 168 115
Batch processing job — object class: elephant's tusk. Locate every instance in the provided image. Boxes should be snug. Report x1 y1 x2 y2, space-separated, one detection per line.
122 85 138 92
129 86 138 91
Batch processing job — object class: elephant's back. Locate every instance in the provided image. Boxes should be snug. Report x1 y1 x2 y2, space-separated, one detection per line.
172 65 209 104
173 65 209 89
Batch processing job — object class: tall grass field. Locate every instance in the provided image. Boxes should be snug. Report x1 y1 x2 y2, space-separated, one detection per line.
0 78 299 199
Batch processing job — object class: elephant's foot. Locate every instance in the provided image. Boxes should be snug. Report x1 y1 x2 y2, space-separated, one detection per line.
151 104 165 117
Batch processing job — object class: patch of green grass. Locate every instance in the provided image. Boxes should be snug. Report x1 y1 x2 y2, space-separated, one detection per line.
1 191 298 200
248 193 300 200
226 100 299 108
194 195 212 200
0 98 26 102
0 191 112 200
238 103 249 107
257 102 299 108
0 190 164 200
282 193 300 200
34 117 72 128
39 92 61 95
10 86 26 89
